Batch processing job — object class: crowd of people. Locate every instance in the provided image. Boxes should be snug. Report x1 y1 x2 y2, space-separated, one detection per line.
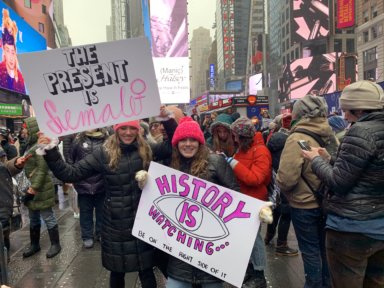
0 80 383 288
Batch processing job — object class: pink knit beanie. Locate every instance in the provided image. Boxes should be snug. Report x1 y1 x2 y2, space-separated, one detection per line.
172 116 205 147
113 120 140 131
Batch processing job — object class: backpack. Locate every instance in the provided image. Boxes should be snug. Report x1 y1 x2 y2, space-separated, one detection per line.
294 128 335 209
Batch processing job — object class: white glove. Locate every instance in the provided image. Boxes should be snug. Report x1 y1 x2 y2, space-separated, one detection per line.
135 170 148 190
36 138 60 155
259 202 274 224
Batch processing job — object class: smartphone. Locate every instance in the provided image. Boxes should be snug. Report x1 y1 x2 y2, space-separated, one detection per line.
297 140 312 151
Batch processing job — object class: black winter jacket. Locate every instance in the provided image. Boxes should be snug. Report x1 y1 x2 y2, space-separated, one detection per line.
167 153 240 285
266 129 289 171
68 131 108 195
312 112 384 220
44 119 176 273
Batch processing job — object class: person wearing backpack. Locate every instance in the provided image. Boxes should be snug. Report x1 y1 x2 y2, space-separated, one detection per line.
276 94 338 288
302 80 384 288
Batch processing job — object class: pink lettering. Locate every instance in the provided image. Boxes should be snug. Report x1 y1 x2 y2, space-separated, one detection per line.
223 201 251 223
211 192 233 218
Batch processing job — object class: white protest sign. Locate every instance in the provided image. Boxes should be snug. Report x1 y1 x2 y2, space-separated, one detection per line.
18 38 161 137
132 162 267 287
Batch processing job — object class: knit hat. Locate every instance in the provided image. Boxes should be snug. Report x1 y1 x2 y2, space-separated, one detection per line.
328 115 348 133
172 116 205 147
210 113 234 133
113 120 140 131
339 80 384 111
292 94 328 119
281 113 292 129
230 117 256 138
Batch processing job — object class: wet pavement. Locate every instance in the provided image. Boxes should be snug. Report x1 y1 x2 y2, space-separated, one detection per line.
6 191 304 288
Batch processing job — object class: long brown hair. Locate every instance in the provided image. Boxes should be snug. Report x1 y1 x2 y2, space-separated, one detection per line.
103 133 152 171
171 144 210 180
212 130 235 156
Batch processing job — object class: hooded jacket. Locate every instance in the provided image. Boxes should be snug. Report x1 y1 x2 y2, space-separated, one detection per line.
276 117 337 209
23 117 55 211
232 132 272 200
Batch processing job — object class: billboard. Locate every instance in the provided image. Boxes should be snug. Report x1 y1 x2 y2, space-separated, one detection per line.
291 0 329 43
0 3 46 98
210 64 215 89
337 0 355 29
278 53 337 102
150 0 190 103
251 34 263 74
225 79 242 92
248 73 263 95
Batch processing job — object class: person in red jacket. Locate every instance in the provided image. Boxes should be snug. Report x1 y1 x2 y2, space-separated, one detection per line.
227 117 272 288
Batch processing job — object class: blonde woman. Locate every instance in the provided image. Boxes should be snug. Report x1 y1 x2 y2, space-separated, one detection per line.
39 113 176 288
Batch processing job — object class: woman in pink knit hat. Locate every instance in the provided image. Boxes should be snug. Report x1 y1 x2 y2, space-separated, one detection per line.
37 108 177 288
166 116 240 288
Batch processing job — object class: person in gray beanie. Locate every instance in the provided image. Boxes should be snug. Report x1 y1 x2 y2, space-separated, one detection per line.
302 80 384 288
276 94 338 288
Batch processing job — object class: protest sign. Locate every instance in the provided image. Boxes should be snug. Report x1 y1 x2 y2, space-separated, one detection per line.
132 162 267 287
18 38 161 137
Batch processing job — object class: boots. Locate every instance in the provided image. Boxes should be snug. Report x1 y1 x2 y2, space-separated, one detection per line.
275 241 298 256
23 225 41 258
46 225 61 258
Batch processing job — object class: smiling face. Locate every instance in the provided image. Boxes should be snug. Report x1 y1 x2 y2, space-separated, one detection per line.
3 43 16 73
116 126 139 144
177 137 199 158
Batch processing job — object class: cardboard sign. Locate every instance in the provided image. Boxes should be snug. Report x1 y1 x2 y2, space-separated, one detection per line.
132 162 267 287
18 38 161 137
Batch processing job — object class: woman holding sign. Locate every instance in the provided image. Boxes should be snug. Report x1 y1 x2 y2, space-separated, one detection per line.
38 109 176 288
165 116 240 288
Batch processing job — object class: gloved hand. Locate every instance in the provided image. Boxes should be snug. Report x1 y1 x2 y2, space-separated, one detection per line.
259 201 274 224
135 170 148 190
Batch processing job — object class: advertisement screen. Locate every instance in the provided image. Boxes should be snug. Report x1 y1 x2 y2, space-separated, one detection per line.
251 34 263 74
249 73 263 95
0 2 46 98
225 79 242 92
291 0 329 43
278 53 337 102
337 0 355 29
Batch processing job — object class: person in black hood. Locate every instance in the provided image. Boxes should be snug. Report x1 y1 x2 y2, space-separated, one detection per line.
0 126 17 160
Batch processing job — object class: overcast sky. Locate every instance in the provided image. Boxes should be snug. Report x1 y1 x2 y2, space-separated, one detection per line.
63 1 216 46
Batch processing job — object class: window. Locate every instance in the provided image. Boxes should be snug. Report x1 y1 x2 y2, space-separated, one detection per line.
371 5 378 18
346 39 355 53
334 39 342 52
42 4 47 14
24 0 31 8
38 22 44 33
363 31 369 42
364 69 376 80
372 26 377 39
363 47 376 65
363 10 369 22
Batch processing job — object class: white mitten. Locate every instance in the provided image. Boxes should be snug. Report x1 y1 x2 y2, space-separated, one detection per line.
259 201 274 224
135 170 148 190
36 138 60 155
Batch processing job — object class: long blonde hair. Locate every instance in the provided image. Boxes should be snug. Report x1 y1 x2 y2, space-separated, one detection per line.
103 133 152 171
171 144 210 180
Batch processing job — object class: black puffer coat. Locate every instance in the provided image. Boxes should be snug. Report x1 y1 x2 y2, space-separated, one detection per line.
312 112 384 220
167 153 240 285
68 130 108 195
44 127 174 273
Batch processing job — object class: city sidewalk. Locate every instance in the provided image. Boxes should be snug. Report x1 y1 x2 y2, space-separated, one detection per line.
6 192 304 288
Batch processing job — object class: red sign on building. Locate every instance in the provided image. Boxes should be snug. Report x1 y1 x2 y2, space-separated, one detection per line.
337 0 355 29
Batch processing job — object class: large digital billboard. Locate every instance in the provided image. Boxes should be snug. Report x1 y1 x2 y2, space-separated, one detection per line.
291 0 329 43
0 3 46 99
278 53 337 102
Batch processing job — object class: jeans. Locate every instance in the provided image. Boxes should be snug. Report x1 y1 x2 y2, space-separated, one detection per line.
290 207 330 288
166 277 223 288
250 227 266 271
78 193 105 240
29 207 57 229
326 229 384 288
